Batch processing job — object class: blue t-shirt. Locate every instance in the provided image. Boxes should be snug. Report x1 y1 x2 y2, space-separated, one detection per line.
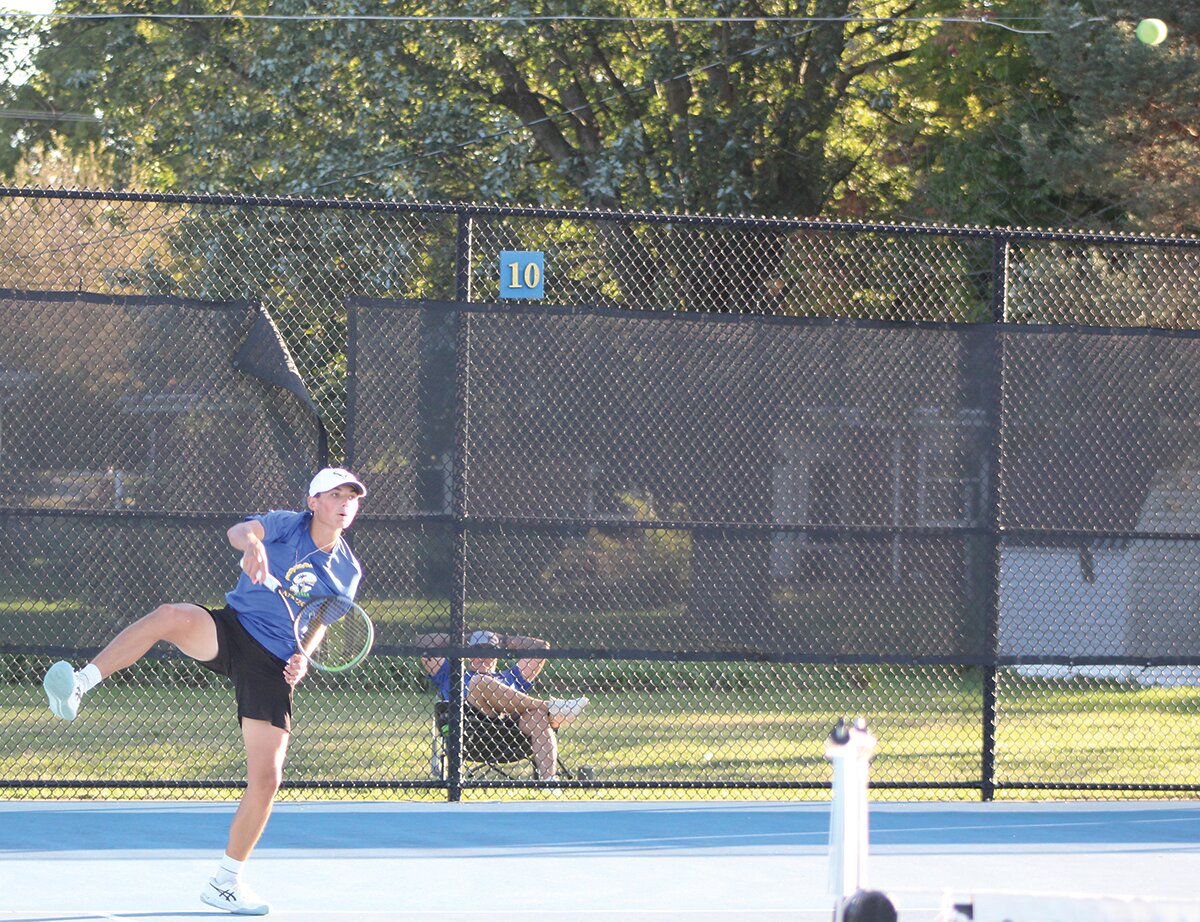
225 509 363 661
430 659 533 702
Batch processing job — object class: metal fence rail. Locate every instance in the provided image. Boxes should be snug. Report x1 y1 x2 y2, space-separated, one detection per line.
2 188 1200 801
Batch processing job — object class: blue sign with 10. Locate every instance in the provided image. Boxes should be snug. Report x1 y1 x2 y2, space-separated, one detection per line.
499 250 545 299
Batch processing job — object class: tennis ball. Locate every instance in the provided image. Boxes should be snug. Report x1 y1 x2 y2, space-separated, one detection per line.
1136 18 1168 45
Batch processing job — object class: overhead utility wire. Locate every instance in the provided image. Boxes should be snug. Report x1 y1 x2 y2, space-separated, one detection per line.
2 11 1106 35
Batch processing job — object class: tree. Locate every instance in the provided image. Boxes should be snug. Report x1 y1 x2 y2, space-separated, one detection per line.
4 2 1199 231
898 1 1200 233
1021 3 1200 234
1 0 941 217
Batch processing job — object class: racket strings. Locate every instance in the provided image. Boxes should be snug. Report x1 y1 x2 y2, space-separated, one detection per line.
296 597 373 670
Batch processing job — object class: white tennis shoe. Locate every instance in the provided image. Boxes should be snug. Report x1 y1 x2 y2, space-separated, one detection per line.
43 661 84 721
547 696 588 727
201 878 271 915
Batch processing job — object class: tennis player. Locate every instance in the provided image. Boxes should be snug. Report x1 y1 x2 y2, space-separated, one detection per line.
42 467 367 916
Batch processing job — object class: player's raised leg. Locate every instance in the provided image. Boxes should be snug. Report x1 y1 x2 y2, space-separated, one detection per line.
43 602 217 721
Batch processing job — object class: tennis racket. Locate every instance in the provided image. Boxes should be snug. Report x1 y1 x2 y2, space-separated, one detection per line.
248 561 374 672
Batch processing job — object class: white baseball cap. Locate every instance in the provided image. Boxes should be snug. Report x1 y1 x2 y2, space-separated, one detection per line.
308 467 367 497
467 629 500 648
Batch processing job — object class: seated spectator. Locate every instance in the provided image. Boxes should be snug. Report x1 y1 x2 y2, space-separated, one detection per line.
416 629 587 781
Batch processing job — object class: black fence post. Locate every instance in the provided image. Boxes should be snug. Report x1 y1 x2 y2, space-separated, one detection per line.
344 300 359 469
446 212 475 802
980 233 1009 801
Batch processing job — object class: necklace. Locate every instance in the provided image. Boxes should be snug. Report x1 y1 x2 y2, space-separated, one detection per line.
295 535 340 568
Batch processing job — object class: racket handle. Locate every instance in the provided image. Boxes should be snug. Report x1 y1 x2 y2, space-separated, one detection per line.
240 553 282 592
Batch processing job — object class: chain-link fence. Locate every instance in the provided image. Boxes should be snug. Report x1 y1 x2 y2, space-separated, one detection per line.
3 188 1200 801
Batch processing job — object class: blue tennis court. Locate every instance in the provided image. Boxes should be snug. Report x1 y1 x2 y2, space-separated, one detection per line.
3 800 1200 921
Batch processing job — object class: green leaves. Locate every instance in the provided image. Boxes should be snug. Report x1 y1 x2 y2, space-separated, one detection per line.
899 1 1200 232
2 2 1198 231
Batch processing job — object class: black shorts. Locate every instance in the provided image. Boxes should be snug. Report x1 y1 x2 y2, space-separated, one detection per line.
197 605 293 733
463 705 534 763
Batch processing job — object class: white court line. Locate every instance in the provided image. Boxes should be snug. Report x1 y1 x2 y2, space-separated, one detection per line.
399 812 1200 852
872 813 1200 838
0 913 884 918
524 829 829 847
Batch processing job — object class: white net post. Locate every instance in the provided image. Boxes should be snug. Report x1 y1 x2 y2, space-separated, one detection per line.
826 717 878 913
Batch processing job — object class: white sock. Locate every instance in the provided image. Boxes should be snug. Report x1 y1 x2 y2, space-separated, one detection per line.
77 663 103 694
215 853 243 885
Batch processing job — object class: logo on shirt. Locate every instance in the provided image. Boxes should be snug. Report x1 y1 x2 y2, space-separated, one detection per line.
284 563 319 601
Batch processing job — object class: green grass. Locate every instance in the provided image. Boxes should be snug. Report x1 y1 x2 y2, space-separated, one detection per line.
0 585 970 654
3 580 1198 801
3 664 1199 802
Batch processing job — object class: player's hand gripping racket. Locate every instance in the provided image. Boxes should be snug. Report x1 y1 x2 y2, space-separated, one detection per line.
247 559 374 672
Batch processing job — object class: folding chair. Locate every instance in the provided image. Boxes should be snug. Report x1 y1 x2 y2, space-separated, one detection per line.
430 700 594 781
